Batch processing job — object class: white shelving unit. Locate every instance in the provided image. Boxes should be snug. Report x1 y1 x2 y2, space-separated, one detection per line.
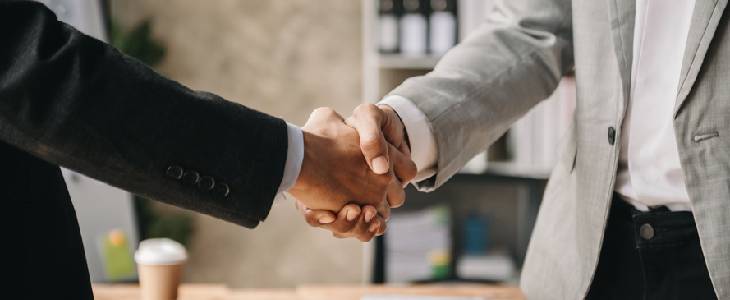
363 0 496 102
378 54 442 69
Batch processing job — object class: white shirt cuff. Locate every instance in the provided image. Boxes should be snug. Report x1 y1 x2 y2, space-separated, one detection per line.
379 95 438 182
277 122 304 193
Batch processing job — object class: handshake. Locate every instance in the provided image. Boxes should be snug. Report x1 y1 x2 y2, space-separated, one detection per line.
288 104 416 242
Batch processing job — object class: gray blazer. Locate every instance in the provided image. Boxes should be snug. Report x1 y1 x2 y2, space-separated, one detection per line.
389 0 730 298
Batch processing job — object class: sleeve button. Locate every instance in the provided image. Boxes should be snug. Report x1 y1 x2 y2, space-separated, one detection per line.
197 176 215 191
165 166 184 180
181 171 201 185
214 182 230 198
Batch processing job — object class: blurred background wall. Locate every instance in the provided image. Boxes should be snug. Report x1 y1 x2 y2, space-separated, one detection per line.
111 0 367 288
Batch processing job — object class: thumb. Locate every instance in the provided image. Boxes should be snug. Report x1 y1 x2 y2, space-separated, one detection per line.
347 104 389 174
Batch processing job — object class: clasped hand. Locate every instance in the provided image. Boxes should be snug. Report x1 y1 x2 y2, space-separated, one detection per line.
289 104 414 241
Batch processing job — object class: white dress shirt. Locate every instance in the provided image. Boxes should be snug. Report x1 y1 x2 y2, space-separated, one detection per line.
277 123 304 193
615 0 695 211
381 0 697 211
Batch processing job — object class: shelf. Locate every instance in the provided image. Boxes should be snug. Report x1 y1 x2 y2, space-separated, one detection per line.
378 54 442 69
482 161 552 179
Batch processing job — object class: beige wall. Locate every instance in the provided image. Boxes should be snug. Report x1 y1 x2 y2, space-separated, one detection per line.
112 0 367 288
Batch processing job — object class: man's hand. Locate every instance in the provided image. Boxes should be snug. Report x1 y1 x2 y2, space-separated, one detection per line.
296 201 386 242
289 107 409 218
293 105 416 242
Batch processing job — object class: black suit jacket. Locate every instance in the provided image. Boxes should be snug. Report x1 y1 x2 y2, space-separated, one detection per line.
1 2 288 299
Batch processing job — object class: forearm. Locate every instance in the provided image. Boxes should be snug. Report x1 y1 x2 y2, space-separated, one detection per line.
0 1 287 227
388 0 574 188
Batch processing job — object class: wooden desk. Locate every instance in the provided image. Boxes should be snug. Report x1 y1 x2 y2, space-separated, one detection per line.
93 284 525 300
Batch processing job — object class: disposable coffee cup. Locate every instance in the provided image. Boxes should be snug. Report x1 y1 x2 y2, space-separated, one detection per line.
135 238 187 300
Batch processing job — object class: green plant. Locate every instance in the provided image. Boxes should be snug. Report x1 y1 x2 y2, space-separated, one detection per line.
133 195 195 247
146 212 194 246
109 19 166 66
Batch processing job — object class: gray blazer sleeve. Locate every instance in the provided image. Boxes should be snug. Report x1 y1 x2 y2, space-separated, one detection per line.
389 0 574 190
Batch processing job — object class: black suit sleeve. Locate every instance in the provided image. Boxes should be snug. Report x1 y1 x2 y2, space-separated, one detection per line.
0 1 287 228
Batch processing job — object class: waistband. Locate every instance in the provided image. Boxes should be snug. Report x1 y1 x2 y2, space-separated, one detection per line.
610 194 699 248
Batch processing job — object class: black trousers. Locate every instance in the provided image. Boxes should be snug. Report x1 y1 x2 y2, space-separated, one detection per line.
586 195 716 299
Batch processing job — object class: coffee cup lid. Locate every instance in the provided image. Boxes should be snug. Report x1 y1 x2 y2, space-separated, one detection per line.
135 238 187 265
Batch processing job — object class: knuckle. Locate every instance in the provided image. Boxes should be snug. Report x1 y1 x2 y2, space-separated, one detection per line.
354 103 378 116
312 107 335 117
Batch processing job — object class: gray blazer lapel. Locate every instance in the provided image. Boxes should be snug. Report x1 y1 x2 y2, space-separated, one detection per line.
674 0 728 117
606 0 636 99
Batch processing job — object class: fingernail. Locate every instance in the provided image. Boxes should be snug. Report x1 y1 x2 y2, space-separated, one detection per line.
369 222 379 233
346 208 359 221
318 215 335 224
371 156 389 174
364 209 376 223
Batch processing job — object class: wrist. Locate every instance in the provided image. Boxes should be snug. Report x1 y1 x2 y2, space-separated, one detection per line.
290 131 315 196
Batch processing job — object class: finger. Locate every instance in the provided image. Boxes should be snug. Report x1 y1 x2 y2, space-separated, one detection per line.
303 209 336 227
363 205 378 223
371 215 387 236
388 144 417 183
376 217 388 236
347 104 389 174
377 105 406 148
345 205 361 222
386 178 406 209
398 141 412 159
360 215 387 238
397 143 413 188
352 213 377 242
375 199 391 221
327 204 359 233
309 107 345 124
331 212 383 242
